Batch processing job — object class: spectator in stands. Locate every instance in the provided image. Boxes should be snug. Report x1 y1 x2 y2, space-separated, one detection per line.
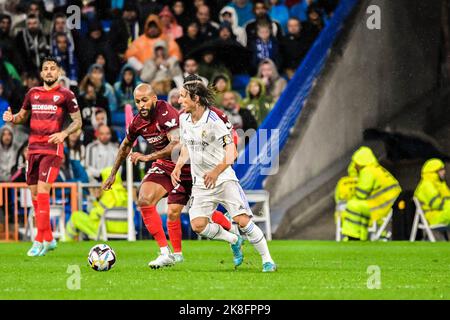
10 141 28 182
23 71 40 91
0 81 9 128
15 14 50 75
140 40 182 95
227 0 255 27
196 5 219 42
0 124 18 182
256 58 287 101
304 4 325 35
245 0 283 44
218 21 236 42
280 17 312 78
242 77 273 125
114 63 141 112
85 124 119 182
56 150 89 184
66 130 86 165
269 0 289 33
219 6 247 46
0 13 23 73
249 23 281 71
198 50 231 83
290 0 315 22
125 14 182 72
78 81 110 130
82 108 119 146
167 88 181 110
173 58 209 89
212 73 233 108
0 47 23 109
58 75 71 90
78 19 118 83
222 91 258 147
52 32 78 85
176 21 202 58
12 0 52 36
80 64 117 112
172 0 190 31
65 167 128 241
109 1 140 64
159 5 183 40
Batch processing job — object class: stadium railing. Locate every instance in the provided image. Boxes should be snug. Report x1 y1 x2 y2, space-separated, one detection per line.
0 182 78 242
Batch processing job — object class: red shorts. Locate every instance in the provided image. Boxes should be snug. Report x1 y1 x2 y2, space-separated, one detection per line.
26 154 62 185
142 162 192 205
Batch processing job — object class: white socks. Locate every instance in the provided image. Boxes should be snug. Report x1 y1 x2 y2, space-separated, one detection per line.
160 246 171 255
199 223 238 244
240 221 273 264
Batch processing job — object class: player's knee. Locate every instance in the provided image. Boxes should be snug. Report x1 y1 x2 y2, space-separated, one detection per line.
191 220 206 234
167 209 180 221
137 194 158 207
233 214 250 228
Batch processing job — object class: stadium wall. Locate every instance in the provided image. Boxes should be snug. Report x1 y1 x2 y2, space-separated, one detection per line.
266 0 442 236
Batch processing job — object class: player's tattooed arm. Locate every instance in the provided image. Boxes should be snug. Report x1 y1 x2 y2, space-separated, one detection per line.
49 111 82 144
62 110 82 136
129 128 181 164
2 107 31 125
102 137 133 191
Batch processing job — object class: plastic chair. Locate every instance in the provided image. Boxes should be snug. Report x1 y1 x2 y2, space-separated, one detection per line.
96 207 129 241
410 197 449 242
27 206 66 241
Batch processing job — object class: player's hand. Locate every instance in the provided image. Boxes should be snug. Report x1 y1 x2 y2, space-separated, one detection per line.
204 170 219 189
2 107 13 123
129 152 149 165
171 167 182 187
48 131 68 144
102 175 116 191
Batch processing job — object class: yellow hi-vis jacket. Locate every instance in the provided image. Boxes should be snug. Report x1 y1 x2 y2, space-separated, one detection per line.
334 176 357 223
414 159 450 226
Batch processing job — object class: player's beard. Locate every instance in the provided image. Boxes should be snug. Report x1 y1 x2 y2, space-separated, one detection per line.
139 102 154 119
43 78 58 87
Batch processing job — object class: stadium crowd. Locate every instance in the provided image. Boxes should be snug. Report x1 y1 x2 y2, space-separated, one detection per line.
0 0 338 185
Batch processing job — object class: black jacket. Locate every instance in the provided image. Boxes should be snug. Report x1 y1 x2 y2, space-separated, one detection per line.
280 32 312 70
245 16 283 44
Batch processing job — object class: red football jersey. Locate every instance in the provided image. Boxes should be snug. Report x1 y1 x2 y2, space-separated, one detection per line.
127 100 184 173
22 85 79 158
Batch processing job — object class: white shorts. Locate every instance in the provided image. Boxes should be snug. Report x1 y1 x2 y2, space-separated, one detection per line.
189 180 253 221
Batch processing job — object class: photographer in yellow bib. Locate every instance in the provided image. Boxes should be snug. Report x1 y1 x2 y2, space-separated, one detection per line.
341 147 401 241
414 159 450 227
65 167 129 241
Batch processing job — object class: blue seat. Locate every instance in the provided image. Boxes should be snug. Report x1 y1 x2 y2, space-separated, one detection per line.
232 74 250 98
111 112 125 126
101 20 112 32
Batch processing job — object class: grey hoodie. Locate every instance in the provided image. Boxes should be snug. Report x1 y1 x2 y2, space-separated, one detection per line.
0 124 18 181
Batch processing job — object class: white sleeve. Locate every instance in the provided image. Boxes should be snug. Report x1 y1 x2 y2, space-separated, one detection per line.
213 119 232 146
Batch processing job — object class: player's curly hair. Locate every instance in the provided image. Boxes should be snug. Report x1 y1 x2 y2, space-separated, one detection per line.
40 56 60 70
183 74 214 107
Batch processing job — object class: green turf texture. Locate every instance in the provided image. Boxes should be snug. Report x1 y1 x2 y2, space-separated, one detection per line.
0 240 449 300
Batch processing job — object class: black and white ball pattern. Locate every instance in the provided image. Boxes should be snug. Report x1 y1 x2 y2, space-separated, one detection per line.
88 244 116 271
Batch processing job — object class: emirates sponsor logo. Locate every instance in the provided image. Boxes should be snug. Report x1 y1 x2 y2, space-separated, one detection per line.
32 104 58 111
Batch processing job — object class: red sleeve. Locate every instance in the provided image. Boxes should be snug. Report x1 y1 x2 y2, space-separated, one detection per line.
126 117 139 143
65 89 79 113
157 102 180 133
21 90 32 110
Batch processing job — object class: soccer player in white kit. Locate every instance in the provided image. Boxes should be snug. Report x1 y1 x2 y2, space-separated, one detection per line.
171 75 276 272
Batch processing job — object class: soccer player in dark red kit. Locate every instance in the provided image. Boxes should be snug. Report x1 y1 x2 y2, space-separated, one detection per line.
2 57 82 256
102 83 231 269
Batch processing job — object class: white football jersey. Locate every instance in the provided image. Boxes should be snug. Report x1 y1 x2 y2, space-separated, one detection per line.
180 108 238 187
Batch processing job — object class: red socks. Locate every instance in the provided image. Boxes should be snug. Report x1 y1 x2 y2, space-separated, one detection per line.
141 206 168 247
36 193 53 242
167 219 182 253
212 211 231 231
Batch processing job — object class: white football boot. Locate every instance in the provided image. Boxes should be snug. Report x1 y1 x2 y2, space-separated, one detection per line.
148 254 176 269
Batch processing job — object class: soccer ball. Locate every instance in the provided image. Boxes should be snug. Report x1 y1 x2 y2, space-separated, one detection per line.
88 244 116 271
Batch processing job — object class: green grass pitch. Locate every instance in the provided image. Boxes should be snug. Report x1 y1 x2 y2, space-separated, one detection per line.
0 240 449 299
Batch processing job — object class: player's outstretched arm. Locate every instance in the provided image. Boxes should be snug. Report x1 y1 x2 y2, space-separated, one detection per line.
102 137 133 190
171 144 190 187
129 128 181 165
2 107 31 125
48 110 82 144
204 138 238 189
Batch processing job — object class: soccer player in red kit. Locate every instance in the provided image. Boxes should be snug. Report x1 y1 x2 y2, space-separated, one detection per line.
2 57 82 256
102 83 231 269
